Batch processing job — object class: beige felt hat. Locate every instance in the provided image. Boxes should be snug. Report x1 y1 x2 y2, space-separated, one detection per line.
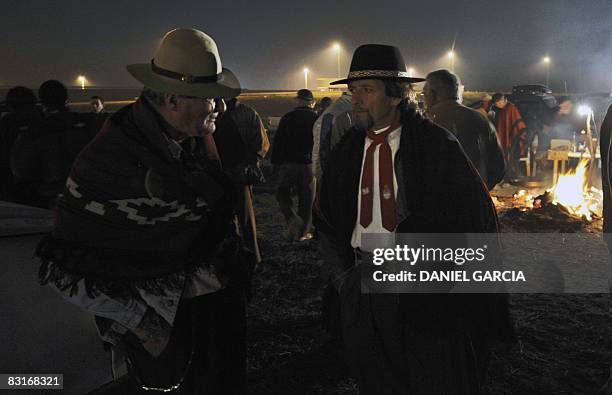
127 28 241 99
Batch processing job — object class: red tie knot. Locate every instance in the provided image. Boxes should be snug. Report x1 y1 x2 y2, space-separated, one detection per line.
365 110 401 145
366 127 393 146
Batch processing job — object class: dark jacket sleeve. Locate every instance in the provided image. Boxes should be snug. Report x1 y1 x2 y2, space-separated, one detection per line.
482 118 506 189
245 111 265 163
270 114 289 165
37 133 68 199
601 104 612 234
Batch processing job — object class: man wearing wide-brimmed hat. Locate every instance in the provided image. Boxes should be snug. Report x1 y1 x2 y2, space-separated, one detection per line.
36 28 249 393
315 44 514 393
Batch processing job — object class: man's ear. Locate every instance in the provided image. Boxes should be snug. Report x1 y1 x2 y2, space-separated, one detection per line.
166 94 179 111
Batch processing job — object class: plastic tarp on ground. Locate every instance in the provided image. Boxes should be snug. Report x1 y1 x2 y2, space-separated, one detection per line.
0 201 110 394
0 201 54 236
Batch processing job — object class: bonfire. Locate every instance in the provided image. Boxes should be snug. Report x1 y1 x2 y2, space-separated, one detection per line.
546 160 602 221
497 160 603 232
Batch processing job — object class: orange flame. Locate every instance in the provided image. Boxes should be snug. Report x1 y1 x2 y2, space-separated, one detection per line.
549 160 602 220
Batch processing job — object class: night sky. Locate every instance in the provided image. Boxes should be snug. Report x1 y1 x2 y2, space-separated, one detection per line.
2 0 612 92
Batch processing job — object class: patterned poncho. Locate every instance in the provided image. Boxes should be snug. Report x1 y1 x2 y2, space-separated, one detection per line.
37 98 238 299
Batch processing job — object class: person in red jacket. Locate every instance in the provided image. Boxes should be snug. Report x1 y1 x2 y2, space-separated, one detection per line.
491 93 527 179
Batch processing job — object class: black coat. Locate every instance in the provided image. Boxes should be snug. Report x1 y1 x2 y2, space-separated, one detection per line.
316 106 513 342
270 107 317 165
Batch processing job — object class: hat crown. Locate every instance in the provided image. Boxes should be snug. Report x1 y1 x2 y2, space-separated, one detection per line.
330 44 424 85
349 44 407 74
154 28 221 77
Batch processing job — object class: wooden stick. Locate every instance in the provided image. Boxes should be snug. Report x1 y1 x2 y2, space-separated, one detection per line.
244 185 262 264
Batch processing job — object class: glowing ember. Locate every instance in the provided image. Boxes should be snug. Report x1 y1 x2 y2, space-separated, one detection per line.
549 160 602 220
513 189 534 210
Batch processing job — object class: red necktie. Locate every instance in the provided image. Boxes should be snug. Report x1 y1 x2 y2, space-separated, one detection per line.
359 111 400 232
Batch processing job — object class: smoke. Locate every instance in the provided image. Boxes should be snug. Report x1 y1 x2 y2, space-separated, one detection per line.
544 0 612 93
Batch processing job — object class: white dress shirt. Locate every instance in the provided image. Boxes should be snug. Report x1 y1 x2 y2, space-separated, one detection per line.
351 125 402 249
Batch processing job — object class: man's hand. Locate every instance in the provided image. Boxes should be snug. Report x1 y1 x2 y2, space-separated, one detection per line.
131 308 172 358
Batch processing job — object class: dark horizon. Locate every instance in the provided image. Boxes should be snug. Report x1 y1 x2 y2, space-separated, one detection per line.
2 0 612 93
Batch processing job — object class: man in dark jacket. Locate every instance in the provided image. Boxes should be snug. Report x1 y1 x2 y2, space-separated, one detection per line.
271 89 318 241
214 97 269 262
36 28 247 394
10 80 70 208
424 69 505 190
0 86 41 202
316 44 513 394
601 103 612 395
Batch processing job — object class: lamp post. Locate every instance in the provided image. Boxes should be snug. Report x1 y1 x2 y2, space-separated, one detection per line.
303 68 309 89
447 51 455 71
77 75 86 90
543 56 551 88
332 43 341 78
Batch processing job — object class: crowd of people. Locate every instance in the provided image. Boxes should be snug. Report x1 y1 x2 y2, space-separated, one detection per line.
0 82 108 207
0 26 609 394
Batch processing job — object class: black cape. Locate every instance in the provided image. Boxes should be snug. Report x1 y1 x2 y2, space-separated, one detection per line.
316 106 513 341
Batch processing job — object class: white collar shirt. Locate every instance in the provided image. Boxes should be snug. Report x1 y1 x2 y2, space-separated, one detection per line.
351 125 402 250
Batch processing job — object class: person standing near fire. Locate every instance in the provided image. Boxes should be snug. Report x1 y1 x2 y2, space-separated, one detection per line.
315 44 513 394
599 103 612 394
491 93 527 180
423 69 505 190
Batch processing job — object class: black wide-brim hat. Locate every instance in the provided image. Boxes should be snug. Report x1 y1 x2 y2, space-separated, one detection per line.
330 44 425 85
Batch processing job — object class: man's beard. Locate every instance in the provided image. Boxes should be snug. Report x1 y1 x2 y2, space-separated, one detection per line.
353 111 374 131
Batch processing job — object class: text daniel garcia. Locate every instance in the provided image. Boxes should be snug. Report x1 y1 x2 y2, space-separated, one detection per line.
373 270 526 282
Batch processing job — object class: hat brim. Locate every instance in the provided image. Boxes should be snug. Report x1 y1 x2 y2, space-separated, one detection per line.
330 76 426 85
126 64 241 99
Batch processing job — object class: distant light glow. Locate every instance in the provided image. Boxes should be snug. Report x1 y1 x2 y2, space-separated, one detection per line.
577 104 592 117
543 56 551 64
407 67 415 77
77 75 86 90
303 68 309 89
332 43 342 78
447 51 455 59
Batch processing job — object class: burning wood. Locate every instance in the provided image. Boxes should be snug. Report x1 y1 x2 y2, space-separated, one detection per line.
548 160 602 221
494 160 603 232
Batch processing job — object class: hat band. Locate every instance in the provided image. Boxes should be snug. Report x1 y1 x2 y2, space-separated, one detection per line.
151 60 220 84
347 70 411 79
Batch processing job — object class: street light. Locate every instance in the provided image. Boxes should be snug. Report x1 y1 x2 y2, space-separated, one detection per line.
332 42 341 78
407 67 415 78
77 75 87 90
447 50 455 71
543 56 551 88
303 67 309 89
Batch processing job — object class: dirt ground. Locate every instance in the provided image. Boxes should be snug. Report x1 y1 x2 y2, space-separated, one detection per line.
247 189 612 394
48 89 612 393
